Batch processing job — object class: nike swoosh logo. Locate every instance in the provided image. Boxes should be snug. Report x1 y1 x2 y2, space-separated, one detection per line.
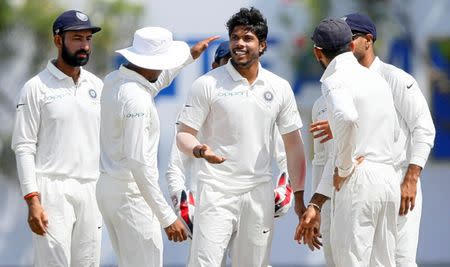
263 229 271 234
185 104 192 107
406 83 414 89
98 226 102 229
16 103 26 108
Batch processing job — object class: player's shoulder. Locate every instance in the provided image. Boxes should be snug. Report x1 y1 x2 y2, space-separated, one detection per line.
82 68 103 88
377 60 415 86
260 67 291 87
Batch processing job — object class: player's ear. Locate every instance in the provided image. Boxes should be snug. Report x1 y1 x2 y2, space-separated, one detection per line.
54 34 63 48
313 47 323 62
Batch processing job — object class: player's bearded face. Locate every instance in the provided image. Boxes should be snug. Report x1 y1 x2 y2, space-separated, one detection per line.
62 38 90 67
230 26 265 69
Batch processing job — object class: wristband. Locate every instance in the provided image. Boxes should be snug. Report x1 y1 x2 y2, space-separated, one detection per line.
193 145 204 158
308 202 321 212
24 192 40 200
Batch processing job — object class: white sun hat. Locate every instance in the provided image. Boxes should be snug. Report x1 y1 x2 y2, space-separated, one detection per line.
116 27 190 70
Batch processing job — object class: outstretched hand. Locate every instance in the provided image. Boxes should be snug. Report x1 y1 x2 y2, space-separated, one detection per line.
193 144 226 164
190 36 221 59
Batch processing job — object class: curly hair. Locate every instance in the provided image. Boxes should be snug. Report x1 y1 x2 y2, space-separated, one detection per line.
226 7 268 45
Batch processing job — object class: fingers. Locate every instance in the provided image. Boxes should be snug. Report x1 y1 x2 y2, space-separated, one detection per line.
294 223 302 243
205 155 226 164
312 130 328 139
410 195 416 211
319 135 333 144
201 35 221 46
309 120 328 132
399 195 408 216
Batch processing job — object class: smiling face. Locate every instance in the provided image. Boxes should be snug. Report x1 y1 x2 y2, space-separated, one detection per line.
229 26 266 70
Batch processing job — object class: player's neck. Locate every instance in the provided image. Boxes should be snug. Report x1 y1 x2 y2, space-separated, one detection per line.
55 58 81 84
232 60 260 85
360 50 376 68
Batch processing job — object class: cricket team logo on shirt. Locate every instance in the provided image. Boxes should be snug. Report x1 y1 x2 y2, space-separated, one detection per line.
89 89 97 99
263 91 274 102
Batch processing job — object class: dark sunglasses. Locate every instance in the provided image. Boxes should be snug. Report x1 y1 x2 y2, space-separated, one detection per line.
352 33 367 40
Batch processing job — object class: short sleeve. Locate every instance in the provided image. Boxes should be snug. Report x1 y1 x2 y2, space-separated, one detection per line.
276 81 302 134
178 77 211 130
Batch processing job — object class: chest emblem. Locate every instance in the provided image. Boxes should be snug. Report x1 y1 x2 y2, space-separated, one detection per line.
263 91 274 102
88 89 97 99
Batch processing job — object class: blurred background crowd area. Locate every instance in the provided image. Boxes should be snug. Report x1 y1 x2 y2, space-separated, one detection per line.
0 0 448 266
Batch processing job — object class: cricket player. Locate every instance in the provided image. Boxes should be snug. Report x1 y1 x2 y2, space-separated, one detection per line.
167 41 293 239
343 13 435 267
176 8 307 266
296 18 400 266
305 95 336 266
11 10 103 266
97 26 218 267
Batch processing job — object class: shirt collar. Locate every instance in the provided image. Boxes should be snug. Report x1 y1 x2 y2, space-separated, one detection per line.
225 60 267 85
320 52 358 82
369 56 382 72
118 65 154 90
46 60 88 83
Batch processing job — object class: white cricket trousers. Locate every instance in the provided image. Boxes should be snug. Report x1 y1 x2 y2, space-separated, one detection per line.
330 161 400 267
396 168 422 267
320 200 335 267
96 173 163 267
33 175 102 267
188 181 274 267
311 164 335 267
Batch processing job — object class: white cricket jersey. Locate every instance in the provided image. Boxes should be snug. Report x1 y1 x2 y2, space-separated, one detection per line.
320 52 398 177
166 124 287 197
178 61 302 194
11 60 103 195
311 96 334 197
99 58 192 227
370 57 435 169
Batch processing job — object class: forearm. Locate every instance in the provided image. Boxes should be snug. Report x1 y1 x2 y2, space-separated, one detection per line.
309 193 329 209
409 141 432 169
315 152 335 198
129 159 177 228
176 131 201 157
404 164 422 183
15 147 38 196
284 132 306 192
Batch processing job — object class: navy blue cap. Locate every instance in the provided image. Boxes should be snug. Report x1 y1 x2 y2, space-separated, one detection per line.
311 18 352 50
214 41 231 63
342 13 377 41
52 10 101 35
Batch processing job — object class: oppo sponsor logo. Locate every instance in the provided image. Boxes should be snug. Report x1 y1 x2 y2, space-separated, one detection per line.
126 112 145 118
217 91 246 97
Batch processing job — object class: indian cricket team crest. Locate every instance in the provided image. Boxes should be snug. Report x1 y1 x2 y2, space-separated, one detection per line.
88 89 97 99
76 12 89 21
263 91 274 102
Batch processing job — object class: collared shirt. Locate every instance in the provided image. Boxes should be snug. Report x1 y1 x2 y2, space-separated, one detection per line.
165 124 288 197
370 57 435 169
320 52 398 177
311 96 334 197
11 60 103 195
178 60 302 194
100 56 193 227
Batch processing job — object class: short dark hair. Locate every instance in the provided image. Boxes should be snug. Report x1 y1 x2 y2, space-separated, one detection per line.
226 7 268 53
321 42 352 61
